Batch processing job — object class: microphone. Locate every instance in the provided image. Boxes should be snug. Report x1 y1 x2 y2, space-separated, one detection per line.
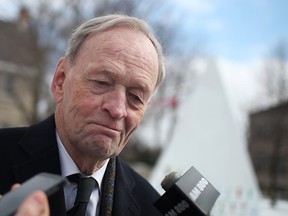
154 166 220 216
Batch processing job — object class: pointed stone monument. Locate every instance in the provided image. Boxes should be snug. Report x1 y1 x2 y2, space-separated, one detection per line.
149 61 260 216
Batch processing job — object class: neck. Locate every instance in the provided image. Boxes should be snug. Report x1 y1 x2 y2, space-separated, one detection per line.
73 155 108 175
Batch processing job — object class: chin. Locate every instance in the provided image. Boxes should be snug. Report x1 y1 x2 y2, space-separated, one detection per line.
89 142 116 157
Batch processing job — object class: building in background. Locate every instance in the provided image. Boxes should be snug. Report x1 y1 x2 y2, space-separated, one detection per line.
248 102 288 203
0 7 38 127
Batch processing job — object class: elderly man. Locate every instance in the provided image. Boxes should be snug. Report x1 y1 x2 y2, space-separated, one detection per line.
0 14 165 216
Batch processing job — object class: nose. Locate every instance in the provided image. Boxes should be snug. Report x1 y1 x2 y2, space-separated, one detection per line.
101 90 128 119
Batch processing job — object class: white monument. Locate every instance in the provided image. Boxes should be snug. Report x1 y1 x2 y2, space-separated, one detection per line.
149 61 261 216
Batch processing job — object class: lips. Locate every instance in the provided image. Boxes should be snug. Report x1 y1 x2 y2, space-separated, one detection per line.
102 124 122 133
91 122 123 134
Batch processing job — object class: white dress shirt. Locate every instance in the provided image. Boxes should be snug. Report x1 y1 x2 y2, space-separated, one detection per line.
56 131 109 216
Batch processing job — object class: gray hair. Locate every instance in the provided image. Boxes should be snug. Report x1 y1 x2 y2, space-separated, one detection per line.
65 14 166 89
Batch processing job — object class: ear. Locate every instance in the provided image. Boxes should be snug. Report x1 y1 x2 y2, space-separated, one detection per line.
51 57 67 103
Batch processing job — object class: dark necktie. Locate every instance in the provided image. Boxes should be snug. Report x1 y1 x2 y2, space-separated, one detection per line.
67 174 97 216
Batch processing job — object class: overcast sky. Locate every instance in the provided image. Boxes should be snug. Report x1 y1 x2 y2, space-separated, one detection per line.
169 0 288 61
170 0 288 115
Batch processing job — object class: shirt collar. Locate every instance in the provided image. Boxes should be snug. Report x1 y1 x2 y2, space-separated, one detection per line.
56 130 109 190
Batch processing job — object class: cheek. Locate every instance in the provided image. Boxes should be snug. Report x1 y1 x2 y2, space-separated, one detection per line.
125 110 144 134
117 112 142 155
67 86 100 113
63 75 93 106
77 93 98 110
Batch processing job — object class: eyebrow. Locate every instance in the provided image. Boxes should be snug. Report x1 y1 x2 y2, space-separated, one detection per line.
103 70 152 90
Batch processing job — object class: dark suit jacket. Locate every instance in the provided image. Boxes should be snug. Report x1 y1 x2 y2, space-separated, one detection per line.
0 115 162 216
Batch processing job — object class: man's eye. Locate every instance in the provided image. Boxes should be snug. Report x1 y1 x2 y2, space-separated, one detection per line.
95 80 110 86
128 92 143 104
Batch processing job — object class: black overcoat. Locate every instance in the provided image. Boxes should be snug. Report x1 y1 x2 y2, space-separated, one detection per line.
0 115 162 216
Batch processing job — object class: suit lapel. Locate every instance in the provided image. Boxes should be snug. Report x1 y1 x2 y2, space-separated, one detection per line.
13 115 66 216
13 115 61 181
112 158 140 216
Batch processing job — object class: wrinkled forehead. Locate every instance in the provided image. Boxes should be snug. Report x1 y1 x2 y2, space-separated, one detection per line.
86 26 157 54
77 26 159 73
65 26 159 89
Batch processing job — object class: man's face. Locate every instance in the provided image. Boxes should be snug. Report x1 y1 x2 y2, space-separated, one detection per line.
52 26 159 161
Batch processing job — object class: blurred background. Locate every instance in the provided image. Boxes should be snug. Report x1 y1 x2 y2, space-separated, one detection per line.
0 0 288 215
